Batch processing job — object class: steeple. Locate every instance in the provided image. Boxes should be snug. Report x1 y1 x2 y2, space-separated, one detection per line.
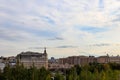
44 47 47 54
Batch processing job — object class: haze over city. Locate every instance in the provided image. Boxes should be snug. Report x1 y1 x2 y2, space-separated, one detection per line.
0 0 120 58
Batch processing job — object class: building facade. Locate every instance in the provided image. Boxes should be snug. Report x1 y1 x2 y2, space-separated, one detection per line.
109 55 120 64
58 54 120 68
97 54 120 64
17 48 48 69
58 56 96 66
0 57 5 71
48 57 73 69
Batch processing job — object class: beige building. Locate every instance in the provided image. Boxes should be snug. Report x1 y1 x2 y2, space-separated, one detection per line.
48 57 73 69
57 54 120 69
97 56 109 63
59 56 96 66
97 54 120 64
109 55 120 64
17 48 48 69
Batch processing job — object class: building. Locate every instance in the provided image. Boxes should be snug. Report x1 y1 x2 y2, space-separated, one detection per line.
97 54 120 64
16 48 48 69
0 57 5 71
8 56 16 66
58 55 96 67
0 63 5 71
109 55 120 64
48 57 73 69
48 57 59 69
97 56 109 63
48 54 120 69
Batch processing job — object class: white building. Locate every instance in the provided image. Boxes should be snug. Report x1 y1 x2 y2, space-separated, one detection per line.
0 57 5 71
17 48 48 69
0 63 5 71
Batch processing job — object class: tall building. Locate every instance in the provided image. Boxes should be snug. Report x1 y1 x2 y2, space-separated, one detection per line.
16 48 48 69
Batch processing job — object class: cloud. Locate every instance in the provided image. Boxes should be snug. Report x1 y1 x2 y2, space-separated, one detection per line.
112 17 120 22
0 27 31 41
0 0 120 57
56 45 78 48
48 37 64 40
40 16 55 25
90 43 111 47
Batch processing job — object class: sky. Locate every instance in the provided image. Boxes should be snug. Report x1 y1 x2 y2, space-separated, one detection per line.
0 0 120 58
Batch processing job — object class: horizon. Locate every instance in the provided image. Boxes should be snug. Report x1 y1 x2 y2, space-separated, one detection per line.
0 0 120 58
0 49 119 59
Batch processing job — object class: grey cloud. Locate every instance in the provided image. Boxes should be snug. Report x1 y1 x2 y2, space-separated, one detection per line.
56 45 78 48
112 18 120 22
90 43 111 47
0 29 20 41
90 43 120 47
48 37 64 40
0 27 33 42
32 18 39 21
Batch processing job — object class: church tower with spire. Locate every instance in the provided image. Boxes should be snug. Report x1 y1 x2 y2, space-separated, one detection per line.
43 47 48 69
43 47 47 58
44 47 47 54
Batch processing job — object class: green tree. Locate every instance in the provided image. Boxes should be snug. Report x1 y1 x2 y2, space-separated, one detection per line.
54 72 64 80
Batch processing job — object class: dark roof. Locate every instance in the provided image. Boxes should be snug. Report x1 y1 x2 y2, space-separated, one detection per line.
17 51 45 57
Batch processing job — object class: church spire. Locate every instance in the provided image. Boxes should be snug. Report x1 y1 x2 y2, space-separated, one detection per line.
44 47 47 54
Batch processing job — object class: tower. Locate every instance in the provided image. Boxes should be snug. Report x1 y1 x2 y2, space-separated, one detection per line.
43 47 48 69
44 47 47 59
44 47 47 54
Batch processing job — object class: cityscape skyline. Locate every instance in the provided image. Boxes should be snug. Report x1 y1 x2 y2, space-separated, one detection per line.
0 0 120 58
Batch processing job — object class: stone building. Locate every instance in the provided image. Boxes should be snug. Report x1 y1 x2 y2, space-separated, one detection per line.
16 48 48 69
109 55 120 64
97 54 120 64
59 55 96 66
67 56 89 66
97 56 109 63
48 57 73 69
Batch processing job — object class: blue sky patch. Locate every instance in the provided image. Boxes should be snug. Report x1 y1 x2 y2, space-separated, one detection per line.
99 0 104 9
41 16 55 25
76 26 108 33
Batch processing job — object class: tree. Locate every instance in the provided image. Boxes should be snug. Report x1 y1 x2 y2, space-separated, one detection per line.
54 72 64 80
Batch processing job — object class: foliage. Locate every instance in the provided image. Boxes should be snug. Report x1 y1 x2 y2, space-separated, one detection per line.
0 63 120 80
54 72 64 80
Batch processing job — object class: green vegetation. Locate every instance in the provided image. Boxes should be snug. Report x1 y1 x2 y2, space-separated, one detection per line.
0 63 120 80
65 63 120 80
